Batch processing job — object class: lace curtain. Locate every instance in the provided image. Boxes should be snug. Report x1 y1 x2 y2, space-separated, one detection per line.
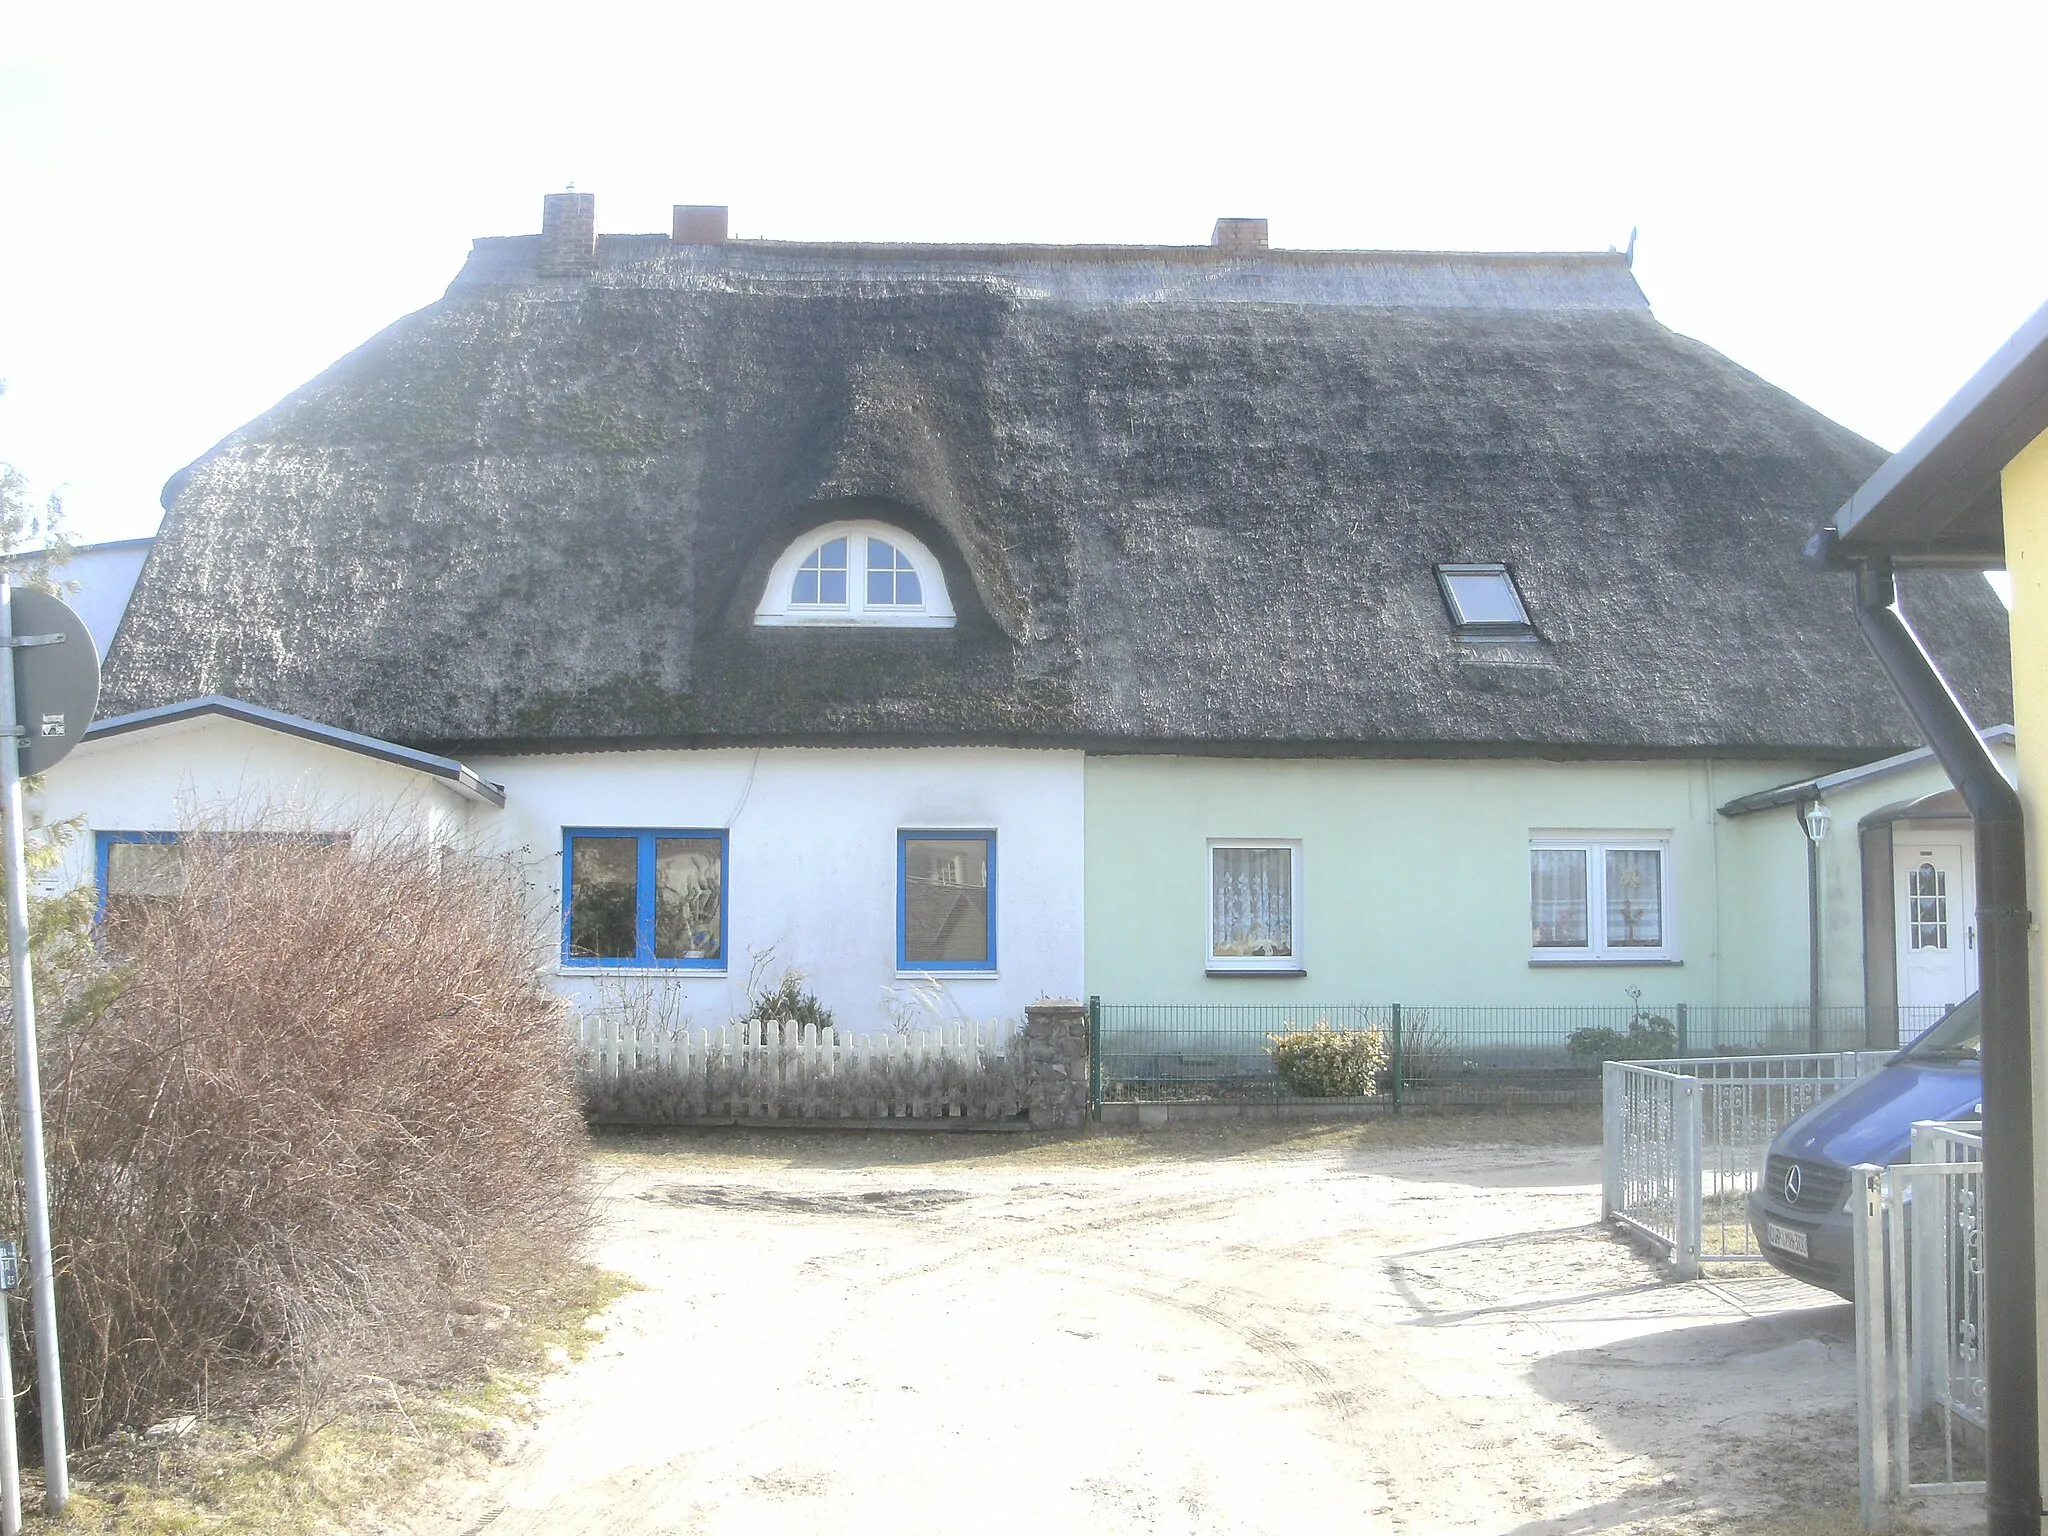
1212 847 1293 958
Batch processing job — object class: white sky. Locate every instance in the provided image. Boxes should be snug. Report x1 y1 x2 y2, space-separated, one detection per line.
2 0 2045 546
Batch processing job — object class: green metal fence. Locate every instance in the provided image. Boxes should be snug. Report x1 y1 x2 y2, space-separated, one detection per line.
1092 1000 1950 1107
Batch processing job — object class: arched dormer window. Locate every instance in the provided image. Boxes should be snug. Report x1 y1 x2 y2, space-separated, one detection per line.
754 521 957 628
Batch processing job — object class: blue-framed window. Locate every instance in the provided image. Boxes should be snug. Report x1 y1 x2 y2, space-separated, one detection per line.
562 829 727 969
897 830 995 972
94 830 183 930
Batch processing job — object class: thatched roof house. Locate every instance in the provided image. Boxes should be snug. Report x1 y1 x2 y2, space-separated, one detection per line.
104 202 2010 760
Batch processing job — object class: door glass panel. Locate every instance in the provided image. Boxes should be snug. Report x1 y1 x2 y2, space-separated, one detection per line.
1909 861 1949 951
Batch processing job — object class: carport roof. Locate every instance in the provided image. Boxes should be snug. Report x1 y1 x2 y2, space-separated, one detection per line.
1717 724 2013 817
82 695 506 806
1820 297 2048 568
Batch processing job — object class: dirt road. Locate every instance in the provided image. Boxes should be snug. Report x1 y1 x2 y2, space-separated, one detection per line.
400 1120 1883 1535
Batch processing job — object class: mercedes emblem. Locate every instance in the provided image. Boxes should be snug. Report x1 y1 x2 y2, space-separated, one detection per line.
1784 1163 1804 1205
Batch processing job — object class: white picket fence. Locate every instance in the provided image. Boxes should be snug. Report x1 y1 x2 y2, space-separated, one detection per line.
576 1015 1026 1122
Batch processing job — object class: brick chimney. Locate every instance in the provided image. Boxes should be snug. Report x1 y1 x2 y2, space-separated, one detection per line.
539 191 597 276
672 205 729 245
1211 217 1269 256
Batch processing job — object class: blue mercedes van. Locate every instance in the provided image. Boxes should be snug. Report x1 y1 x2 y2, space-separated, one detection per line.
1747 994 1983 1296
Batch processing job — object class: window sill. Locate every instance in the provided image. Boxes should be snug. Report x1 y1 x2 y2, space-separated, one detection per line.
895 969 998 980
1527 957 1682 968
1206 967 1308 979
552 965 728 979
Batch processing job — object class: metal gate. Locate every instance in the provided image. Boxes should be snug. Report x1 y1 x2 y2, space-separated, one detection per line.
1602 1052 1890 1278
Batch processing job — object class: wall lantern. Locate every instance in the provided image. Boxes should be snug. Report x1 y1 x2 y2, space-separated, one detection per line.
1803 801 1832 845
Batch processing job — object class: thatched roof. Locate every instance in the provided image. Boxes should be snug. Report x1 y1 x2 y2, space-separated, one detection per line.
103 229 2013 759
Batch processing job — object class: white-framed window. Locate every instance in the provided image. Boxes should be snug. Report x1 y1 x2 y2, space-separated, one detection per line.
754 520 957 628
1529 835 1674 963
1207 840 1302 974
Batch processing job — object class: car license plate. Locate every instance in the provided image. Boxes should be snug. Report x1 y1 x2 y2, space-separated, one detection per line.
1766 1222 1809 1259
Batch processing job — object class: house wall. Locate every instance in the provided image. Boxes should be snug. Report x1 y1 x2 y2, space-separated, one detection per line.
1805 754 2010 1013
40 729 1085 1034
472 746 1085 1033
1083 754 1831 1008
34 716 479 899
1999 427 2048 1329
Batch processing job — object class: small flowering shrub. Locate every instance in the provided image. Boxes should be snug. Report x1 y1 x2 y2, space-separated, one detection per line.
1267 1020 1391 1097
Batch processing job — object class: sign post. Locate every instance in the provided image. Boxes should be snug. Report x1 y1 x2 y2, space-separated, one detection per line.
0 581 100 1520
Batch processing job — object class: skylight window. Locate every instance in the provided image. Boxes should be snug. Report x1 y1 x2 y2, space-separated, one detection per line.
1436 563 1535 639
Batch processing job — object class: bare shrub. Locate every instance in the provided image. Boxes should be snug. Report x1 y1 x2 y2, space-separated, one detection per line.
0 818 587 1446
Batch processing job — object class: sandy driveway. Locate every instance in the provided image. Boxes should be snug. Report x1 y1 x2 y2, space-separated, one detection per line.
400 1120 1877 1535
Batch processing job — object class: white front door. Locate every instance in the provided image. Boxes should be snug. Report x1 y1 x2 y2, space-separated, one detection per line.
1895 831 1977 1017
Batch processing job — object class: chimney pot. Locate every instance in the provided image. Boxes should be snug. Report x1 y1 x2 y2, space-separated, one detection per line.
673 205 729 245
539 191 597 276
1211 217 1269 256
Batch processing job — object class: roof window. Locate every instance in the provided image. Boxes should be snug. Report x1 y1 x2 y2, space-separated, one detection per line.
755 520 956 628
1435 563 1535 639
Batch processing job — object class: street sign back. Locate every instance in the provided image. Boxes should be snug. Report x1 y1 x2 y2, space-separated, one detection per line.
8 588 100 776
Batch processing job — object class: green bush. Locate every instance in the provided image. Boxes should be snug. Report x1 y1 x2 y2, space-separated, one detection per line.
747 969 835 1032
1267 1020 1390 1097
1566 1014 1678 1063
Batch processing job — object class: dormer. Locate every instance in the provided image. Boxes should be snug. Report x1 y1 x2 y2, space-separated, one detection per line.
753 520 957 629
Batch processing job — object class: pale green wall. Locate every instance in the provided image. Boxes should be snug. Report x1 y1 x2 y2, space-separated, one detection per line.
1084 755 1828 1007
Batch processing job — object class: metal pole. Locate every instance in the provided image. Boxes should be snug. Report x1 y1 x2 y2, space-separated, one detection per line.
0 1286 18 1536
1086 996 1101 1122
0 586 66 1511
1390 1003 1403 1111
1673 1076 1702 1282
1600 1060 1620 1222
1801 801 1823 1053
1853 1163 1892 1529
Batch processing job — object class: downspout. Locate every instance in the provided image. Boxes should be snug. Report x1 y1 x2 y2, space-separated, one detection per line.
1795 800 1822 1051
1853 558 2038 1531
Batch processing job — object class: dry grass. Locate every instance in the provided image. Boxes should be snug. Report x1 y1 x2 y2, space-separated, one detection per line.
41 1261 635 1536
592 1104 1603 1172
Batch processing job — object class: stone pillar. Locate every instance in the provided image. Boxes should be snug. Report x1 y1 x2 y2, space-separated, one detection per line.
1021 998 1092 1130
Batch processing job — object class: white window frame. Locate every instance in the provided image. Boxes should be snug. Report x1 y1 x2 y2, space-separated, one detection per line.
754 519 957 628
1206 839 1304 975
1529 833 1677 964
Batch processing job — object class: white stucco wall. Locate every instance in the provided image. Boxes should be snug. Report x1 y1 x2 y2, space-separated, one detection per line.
39 724 1086 1035
34 715 482 897
477 746 1085 1032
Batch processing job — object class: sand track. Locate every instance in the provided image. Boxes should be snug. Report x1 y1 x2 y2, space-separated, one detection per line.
393 1126 1883 1535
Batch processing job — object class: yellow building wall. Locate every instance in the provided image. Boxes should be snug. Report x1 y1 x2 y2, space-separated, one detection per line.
2005 430 2048 1030
1999 426 2048 1452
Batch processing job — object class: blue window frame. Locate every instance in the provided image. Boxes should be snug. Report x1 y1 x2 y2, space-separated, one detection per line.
94 830 181 926
562 828 727 970
897 829 996 972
